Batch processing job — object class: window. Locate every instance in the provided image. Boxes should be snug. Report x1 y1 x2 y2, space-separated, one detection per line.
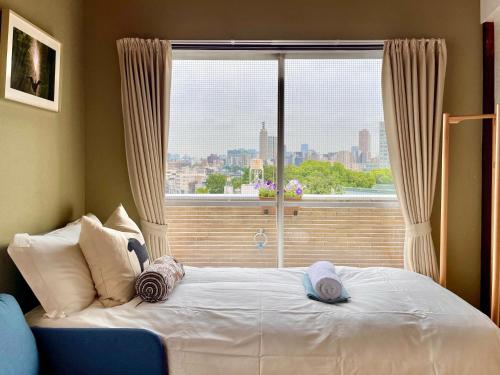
168 58 277 195
166 42 404 268
284 58 391 195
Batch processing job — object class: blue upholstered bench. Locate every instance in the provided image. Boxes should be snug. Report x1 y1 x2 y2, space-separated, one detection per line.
0 294 167 375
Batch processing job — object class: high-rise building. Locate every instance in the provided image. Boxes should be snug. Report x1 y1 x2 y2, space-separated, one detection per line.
379 122 389 168
334 150 354 168
259 122 268 162
305 150 319 161
300 144 309 156
207 154 220 165
227 149 257 168
293 152 304 166
351 146 360 163
267 136 277 163
359 129 371 163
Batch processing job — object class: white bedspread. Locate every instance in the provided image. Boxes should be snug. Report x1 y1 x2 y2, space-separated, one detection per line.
26 266 500 375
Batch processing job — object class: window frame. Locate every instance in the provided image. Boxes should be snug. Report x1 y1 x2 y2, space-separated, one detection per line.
168 41 390 267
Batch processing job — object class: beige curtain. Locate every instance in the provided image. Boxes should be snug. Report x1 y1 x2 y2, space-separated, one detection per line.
382 39 447 281
117 38 172 259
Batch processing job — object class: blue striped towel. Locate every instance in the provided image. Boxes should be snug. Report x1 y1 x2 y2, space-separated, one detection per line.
302 273 350 304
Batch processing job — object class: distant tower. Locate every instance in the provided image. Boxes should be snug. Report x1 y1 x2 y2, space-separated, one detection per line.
259 122 268 163
379 122 390 168
359 129 371 163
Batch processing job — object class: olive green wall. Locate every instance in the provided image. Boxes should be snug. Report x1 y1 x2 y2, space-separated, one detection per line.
0 0 85 311
83 0 483 306
0 0 482 310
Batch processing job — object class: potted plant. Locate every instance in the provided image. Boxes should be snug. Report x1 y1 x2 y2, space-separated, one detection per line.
256 179 303 201
284 179 303 201
256 180 277 200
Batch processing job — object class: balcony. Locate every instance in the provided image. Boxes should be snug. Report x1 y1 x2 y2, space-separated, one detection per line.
165 194 405 268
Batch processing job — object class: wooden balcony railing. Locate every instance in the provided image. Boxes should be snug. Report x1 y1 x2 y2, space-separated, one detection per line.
165 195 405 268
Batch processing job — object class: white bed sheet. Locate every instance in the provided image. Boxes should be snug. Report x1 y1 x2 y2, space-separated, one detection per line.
26 266 500 375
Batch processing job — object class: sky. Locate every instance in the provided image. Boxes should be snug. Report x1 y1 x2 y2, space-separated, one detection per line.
168 58 384 159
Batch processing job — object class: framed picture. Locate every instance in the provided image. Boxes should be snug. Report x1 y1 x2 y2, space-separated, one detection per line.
0 9 61 112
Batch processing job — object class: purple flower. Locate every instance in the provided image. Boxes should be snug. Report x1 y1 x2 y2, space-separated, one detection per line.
257 180 277 191
285 179 303 193
296 188 303 195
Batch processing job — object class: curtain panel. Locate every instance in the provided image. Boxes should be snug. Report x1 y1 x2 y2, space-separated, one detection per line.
382 39 447 281
117 38 172 259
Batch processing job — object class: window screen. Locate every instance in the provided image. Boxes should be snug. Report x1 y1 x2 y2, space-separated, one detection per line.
166 47 404 268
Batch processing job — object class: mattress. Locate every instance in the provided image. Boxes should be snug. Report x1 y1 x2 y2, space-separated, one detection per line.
26 266 500 375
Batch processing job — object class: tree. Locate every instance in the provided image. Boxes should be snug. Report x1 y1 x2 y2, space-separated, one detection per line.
206 174 226 194
264 166 276 181
241 167 250 184
225 160 392 195
231 177 242 191
195 187 209 194
281 160 389 194
370 169 393 184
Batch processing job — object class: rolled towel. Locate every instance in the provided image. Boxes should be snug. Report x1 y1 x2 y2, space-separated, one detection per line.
307 261 343 300
303 273 350 304
135 256 185 303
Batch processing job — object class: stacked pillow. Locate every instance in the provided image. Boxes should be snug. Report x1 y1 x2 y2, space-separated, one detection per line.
79 205 150 307
8 205 151 316
7 216 98 318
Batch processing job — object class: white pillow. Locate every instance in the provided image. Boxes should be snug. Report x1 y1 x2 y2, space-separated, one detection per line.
104 204 144 239
79 205 149 307
7 218 98 318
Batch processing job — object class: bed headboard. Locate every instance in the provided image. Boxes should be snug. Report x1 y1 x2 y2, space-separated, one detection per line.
0 246 38 312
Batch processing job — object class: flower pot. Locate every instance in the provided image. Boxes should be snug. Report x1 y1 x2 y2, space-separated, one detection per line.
260 205 300 216
258 196 303 201
285 196 303 201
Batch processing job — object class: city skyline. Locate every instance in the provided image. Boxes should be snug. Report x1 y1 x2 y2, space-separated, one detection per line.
168 58 384 159
167 123 391 194
169 125 383 166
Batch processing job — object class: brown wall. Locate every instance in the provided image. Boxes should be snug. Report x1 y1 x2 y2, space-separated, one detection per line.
0 0 85 311
83 0 483 306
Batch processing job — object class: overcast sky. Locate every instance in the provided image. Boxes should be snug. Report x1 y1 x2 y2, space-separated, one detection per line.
168 58 384 159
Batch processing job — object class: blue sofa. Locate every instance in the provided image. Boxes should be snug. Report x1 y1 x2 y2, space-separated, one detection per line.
0 294 167 374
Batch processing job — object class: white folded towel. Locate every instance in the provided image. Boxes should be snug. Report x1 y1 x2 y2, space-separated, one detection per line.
307 261 343 300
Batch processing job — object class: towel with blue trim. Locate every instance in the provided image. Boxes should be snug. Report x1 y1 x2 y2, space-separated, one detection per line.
303 272 350 304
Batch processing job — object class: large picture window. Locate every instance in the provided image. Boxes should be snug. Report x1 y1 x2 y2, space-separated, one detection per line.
166 43 404 268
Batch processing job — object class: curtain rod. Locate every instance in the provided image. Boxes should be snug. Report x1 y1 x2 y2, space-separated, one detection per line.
171 40 384 51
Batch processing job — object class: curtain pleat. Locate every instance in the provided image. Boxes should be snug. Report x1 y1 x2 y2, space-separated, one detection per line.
117 38 172 259
382 39 447 281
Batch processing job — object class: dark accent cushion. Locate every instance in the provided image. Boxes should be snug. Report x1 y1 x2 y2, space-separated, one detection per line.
128 238 149 272
33 327 167 375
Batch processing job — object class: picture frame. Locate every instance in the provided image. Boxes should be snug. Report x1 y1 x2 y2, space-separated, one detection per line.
0 9 61 112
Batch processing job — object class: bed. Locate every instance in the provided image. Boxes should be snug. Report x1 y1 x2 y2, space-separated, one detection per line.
26 266 500 375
